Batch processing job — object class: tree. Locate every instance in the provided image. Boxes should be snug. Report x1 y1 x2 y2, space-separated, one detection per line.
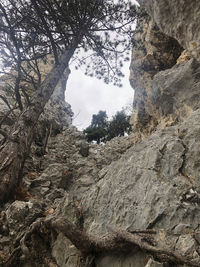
84 109 131 143
5 216 200 266
107 110 131 141
84 110 108 144
91 111 108 128
0 0 137 203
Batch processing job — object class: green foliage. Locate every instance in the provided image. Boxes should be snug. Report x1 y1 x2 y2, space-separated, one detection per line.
83 126 107 144
83 110 108 144
0 0 137 115
83 109 131 144
91 111 108 128
0 0 137 88
106 110 131 141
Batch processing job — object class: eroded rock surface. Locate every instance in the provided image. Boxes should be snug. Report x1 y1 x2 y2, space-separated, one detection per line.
1 1 200 266
129 10 183 141
138 0 200 60
81 110 200 236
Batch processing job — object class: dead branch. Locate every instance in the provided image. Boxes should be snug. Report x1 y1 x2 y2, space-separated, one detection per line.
2 246 21 267
20 217 44 257
0 95 15 115
4 216 200 267
0 108 16 127
45 217 200 267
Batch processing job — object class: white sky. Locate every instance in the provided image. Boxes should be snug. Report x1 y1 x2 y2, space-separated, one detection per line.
66 0 139 130
0 0 138 131
66 61 134 130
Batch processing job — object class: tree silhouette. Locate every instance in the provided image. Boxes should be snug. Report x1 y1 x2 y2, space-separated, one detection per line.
84 110 108 144
0 0 137 203
107 110 131 141
84 109 131 143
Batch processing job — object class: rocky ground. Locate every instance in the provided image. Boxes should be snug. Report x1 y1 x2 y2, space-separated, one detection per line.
1 0 200 266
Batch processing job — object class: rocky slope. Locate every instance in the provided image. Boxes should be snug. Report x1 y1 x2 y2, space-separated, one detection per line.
1 1 200 267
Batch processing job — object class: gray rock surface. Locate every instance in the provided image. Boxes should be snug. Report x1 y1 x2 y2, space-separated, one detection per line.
52 233 81 267
81 110 200 236
150 59 200 119
138 0 200 60
145 259 164 267
2 1 200 266
95 251 147 267
5 199 44 236
129 9 183 141
52 194 81 267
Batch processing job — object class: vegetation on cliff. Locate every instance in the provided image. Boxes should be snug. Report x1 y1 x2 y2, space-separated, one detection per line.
0 0 136 203
83 109 131 144
1 1 200 267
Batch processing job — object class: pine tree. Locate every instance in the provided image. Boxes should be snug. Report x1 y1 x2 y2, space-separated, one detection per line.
0 0 137 203
84 109 131 143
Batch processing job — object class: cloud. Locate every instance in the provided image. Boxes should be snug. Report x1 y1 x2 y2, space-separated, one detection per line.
66 62 134 130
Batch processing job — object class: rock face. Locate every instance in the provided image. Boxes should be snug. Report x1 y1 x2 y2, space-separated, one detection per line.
138 0 200 60
2 1 200 267
82 110 200 235
129 10 183 141
42 68 73 131
0 56 73 137
150 59 200 120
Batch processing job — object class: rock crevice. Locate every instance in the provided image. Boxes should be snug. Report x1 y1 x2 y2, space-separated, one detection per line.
2 1 200 266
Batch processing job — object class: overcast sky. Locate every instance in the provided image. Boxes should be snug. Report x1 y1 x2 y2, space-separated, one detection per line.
66 61 134 130
65 0 139 130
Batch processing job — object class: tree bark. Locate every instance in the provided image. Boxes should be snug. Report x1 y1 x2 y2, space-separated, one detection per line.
5 216 200 267
0 44 77 205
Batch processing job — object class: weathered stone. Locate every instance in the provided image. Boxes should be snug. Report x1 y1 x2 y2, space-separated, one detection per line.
3 2 200 266
5 200 44 236
52 194 83 266
173 224 191 235
76 140 89 157
175 235 196 256
129 9 183 140
5 201 29 235
81 110 200 236
150 59 200 120
52 233 81 267
30 163 70 195
95 251 147 267
45 189 65 202
145 259 164 267
138 0 200 60
193 232 200 245
130 56 200 142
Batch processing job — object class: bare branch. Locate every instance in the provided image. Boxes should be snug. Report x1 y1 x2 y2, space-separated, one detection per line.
5 216 200 267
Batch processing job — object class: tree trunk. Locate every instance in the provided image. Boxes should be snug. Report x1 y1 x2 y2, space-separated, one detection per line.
0 44 77 205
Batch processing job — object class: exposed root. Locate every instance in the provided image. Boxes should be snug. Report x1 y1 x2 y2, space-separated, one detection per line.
3 216 200 267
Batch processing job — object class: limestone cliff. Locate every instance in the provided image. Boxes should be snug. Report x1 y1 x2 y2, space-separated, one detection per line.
138 0 200 60
1 1 200 267
129 9 184 141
